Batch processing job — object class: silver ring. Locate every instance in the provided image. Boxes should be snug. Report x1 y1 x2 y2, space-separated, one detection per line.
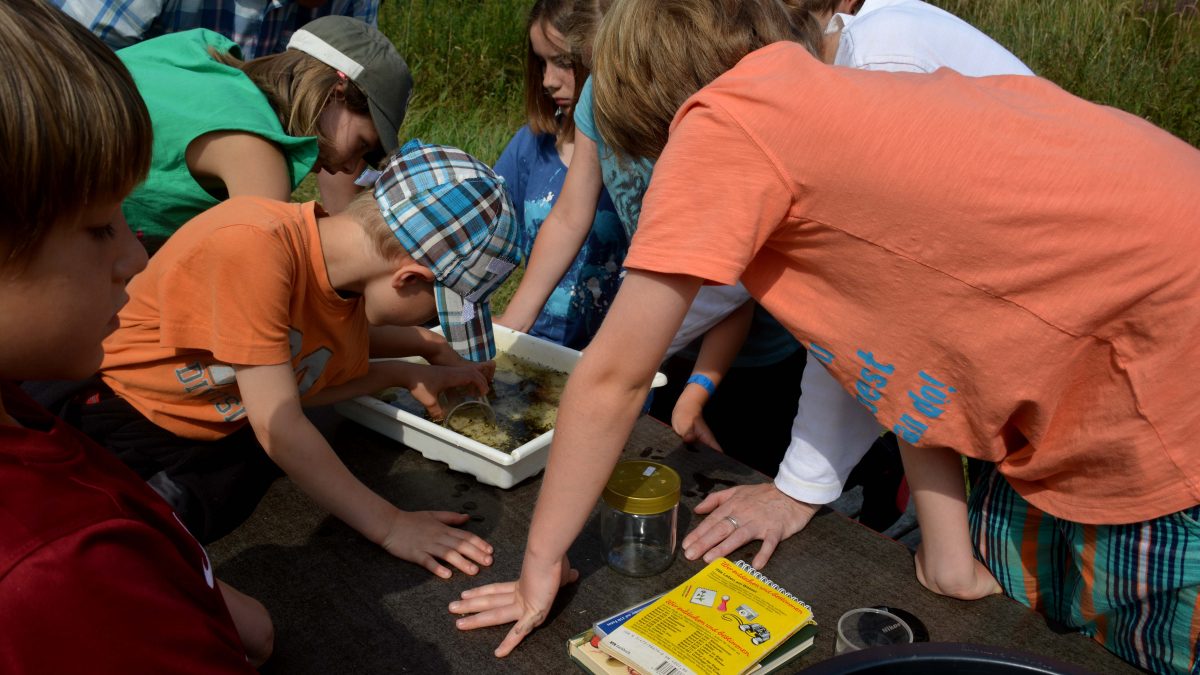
725 515 740 530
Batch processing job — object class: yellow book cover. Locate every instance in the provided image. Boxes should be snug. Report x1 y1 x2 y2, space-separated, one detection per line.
598 558 814 675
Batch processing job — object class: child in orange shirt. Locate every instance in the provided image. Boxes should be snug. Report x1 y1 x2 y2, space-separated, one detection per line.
452 1 1200 671
75 141 521 582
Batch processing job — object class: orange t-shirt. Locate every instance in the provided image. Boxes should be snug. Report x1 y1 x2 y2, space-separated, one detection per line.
101 197 370 440
624 42 1200 524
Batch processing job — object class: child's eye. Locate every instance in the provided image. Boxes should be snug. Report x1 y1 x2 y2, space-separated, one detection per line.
88 224 117 240
553 57 573 70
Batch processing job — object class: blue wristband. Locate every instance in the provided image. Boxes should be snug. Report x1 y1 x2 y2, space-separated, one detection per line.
686 373 716 396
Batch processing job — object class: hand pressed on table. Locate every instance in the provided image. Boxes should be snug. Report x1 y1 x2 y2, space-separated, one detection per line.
449 554 579 657
381 510 494 579
682 482 819 569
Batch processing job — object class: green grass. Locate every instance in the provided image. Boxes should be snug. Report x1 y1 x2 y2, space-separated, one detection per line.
304 0 1197 312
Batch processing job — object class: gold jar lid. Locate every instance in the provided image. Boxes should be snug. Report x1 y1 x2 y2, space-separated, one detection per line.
602 460 681 515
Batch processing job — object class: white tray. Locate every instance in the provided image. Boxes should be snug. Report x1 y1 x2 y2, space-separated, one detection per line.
335 325 668 489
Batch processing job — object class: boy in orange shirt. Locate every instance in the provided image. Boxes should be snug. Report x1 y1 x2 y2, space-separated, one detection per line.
75 140 521 581
452 1 1200 671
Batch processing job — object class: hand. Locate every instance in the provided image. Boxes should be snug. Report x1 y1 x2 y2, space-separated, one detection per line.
404 363 491 419
380 510 494 578
427 342 497 381
671 388 723 452
449 554 579 657
913 543 1002 600
682 483 818 569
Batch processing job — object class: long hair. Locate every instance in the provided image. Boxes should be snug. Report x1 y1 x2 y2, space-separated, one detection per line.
212 48 370 152
0 0 152 268
524 0 589 147
592 0 821 160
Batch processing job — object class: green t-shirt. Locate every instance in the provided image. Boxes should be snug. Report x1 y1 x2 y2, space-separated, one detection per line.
118 29 319 253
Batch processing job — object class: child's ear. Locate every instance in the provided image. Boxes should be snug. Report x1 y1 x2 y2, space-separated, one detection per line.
390 261 435 289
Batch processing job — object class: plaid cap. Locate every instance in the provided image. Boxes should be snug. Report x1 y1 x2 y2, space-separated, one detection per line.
375 140 520 361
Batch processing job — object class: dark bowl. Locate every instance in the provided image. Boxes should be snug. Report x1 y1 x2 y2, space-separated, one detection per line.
800 642 1096 674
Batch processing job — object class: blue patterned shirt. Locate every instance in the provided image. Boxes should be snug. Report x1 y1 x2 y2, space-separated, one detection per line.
494 126 628 351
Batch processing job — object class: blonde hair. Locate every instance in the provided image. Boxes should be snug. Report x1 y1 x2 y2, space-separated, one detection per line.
344 191 408 262
212 48 370 153
592 0 821 160
0 0 152 268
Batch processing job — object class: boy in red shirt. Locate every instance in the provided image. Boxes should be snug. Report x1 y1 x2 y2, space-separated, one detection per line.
0 0 267 669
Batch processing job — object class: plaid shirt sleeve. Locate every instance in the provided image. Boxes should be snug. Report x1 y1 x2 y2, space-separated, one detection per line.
50 0 166 48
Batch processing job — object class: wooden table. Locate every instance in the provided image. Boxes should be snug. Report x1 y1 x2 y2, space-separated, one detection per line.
208 415 1139 674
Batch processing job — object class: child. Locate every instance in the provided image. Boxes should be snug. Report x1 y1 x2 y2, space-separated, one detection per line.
492 0 627 351
118 15 412 253
453 0 1200 671
74 140 521 585
0 0 268 668
682 0 1038 556
496 0 806 461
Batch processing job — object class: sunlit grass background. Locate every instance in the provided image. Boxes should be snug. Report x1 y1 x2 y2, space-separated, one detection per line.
301 0 1199 311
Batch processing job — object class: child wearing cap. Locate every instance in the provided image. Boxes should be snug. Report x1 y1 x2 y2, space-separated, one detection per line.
454 0 1200 670
72 140 521 583
1 0 267 669
117 15 413 253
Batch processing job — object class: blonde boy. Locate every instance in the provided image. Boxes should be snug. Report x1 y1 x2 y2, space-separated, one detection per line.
0 0 271 669
453 1 1200 672
76 141 521 581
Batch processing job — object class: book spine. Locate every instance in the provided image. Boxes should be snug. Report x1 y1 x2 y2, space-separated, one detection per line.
733 560 811 611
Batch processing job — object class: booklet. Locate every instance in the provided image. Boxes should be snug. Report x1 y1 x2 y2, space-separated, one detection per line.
597 558 815 675
571 625 819 675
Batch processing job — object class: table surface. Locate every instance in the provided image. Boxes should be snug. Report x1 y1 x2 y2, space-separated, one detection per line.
207 415 1140 674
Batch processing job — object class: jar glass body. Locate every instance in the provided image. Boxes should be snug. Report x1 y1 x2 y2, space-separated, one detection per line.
599 501 678 577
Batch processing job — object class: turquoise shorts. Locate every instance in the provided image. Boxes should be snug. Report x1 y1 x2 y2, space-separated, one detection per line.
968 468 1200 674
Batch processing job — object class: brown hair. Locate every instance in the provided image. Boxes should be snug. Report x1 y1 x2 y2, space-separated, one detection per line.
212 48 370 154
524 0 589 147
0 0 152 268
344 191 407 262
562 0 615 70
592 0 822 160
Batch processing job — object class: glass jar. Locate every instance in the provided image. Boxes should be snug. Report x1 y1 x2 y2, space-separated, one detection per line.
599 460 680 577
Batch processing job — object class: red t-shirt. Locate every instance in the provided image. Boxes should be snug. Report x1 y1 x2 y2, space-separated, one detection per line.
101 197 370 440
625 43 1200 524
0 382 254 673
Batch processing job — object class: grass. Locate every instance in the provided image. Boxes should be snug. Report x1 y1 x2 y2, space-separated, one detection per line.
301 0 1198 312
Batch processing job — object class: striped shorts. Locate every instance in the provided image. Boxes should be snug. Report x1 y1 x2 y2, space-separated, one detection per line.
968 468 1200 674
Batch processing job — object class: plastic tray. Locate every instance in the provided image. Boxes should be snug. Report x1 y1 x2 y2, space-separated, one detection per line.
335 325 668 489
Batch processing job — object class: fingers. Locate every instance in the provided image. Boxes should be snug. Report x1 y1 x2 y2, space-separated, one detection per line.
432 511 470 525
699 525 758 563
751 536 779 570
682 511 738 560
693 420 723 453
495 611 542 658
454 603 523 632
459 580 519 600
450 590 515 616
692 488 732 515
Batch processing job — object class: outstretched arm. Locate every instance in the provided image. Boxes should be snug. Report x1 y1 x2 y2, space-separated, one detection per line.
898 441 1000 600
496 132 605 333
236 362 493 577
671 300 753 451
451 270 701 655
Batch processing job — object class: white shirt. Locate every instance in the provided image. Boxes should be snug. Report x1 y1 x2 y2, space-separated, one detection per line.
775 0 1033 505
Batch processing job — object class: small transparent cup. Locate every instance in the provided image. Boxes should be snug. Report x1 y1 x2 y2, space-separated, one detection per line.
835 607 913 655
439 386 496 432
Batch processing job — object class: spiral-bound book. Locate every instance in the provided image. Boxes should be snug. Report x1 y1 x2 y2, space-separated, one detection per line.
597 558 815 675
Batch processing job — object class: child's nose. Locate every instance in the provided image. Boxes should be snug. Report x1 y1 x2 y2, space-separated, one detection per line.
114 213 148 281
